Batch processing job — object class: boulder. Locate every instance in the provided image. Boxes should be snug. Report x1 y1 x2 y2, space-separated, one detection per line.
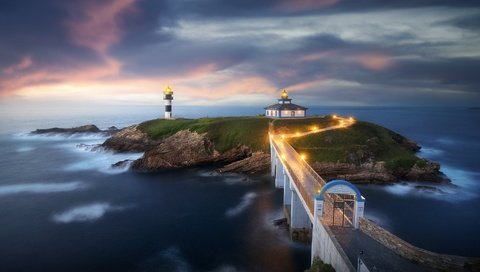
102 125 157 152
131 130 215 170
218 152 271 175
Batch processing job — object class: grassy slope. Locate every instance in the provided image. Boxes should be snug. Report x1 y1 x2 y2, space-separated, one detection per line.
138 116 423 170
138 117 271 153
288 121 423 169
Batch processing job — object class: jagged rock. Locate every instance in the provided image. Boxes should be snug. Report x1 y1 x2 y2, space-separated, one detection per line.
218 152 271 175
345 146 375 164
106 126 120 134
405 161 448 183
111 159 133 169
131 130 215 170
214 144 252 164
102 125 157 152
312 160 448 184
312 161 397 183
32 124 101 134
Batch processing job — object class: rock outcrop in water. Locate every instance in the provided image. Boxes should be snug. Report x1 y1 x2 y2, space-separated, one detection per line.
102 125 156 152
31 124 119 136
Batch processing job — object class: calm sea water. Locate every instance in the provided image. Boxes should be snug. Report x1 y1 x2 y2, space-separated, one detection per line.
0 106 479 271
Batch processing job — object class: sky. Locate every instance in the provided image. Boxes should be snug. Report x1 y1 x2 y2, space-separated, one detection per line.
1 0 480 112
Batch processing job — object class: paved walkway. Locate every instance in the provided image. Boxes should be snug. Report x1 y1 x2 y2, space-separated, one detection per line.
330 226 434 272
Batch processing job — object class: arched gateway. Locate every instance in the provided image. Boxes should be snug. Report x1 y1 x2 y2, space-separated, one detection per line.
315 180 365 229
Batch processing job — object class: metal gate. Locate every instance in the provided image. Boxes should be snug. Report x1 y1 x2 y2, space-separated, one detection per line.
323 193 355 227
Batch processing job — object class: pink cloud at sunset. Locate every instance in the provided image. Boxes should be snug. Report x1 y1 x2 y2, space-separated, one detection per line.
3 56 33 75
352 53 393 71
65 0 137 55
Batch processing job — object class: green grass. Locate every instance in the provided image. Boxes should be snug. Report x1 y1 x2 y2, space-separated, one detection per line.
138 115 424 172
287 120 422 167
138 117 271 153
272 116 338 134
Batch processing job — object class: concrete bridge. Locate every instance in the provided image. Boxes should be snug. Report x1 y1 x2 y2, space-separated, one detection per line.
269 129 438 272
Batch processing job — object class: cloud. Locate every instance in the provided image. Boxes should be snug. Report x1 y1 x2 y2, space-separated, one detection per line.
1 0 480 107
277 0 339 11
352 53 393 71
65 0 137 54
3 56 33 75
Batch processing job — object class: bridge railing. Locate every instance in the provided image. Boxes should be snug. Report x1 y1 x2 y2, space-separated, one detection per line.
272 138 325 215
272 137 354 222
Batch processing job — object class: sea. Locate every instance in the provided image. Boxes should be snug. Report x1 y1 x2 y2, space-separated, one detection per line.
0 105 479 272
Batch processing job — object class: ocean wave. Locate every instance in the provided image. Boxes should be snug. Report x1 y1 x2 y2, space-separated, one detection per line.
225 192 257 218
418 146 444 158
382 181 477 203
63 149 143 174
13 132 108 141
52 202 131 223
139 246 191 272
0 182 86 197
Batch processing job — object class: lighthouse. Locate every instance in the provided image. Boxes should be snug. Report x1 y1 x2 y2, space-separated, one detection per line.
164 85 174 119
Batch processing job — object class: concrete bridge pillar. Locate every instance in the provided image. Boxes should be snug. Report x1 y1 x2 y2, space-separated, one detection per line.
283 174 291 205
290 190 311 230
275 159 285 188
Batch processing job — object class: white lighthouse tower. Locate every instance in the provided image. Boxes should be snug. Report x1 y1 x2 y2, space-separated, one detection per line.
164 85 174 119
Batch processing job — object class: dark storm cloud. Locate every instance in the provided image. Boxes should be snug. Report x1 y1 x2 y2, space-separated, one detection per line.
0 0 99 69
1 0 479 105
441 13 480 30
172 0 480 17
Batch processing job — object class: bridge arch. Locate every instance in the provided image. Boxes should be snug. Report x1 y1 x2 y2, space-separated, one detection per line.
315 180 365 229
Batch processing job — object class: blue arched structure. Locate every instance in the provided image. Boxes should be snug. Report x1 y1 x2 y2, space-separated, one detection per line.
316 179 365 201
314 179 366 229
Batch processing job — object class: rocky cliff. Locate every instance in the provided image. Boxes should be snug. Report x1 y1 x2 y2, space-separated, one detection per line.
102 125 157 152
96 116 448 183
112 129 254 171
311 161 447 183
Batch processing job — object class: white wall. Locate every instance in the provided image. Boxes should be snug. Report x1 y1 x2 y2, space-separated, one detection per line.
311 218 356 272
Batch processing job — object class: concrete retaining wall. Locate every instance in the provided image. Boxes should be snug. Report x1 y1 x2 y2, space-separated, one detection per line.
359 218 477 271
312 218 356 272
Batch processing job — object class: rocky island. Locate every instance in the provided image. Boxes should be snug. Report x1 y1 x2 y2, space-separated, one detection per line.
97 115 447 184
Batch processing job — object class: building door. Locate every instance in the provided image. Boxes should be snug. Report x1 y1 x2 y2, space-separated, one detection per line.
291 111 295 117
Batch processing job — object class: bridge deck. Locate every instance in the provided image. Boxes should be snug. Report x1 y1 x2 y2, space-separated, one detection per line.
272 137 324 216
330 226 434 272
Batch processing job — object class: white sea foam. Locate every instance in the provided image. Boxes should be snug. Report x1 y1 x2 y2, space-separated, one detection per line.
381 181 477 203
160 247 190 272
221 173 249 185
0 182 86 197
63 149 143 174
225 192 257 218
418 146 444 158
14 132 108 141
52 202 130 223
